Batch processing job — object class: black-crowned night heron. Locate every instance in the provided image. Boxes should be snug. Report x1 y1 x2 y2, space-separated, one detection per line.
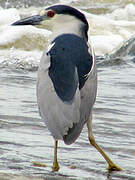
12 5 122 172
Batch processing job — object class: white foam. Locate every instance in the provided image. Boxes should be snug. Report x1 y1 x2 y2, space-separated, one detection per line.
1 6 135 55
90 35 123 55
108 4 135 21
0 7 52 46
80 9 135 54
0 48 42 65
83 9 135 28
0 8 20 25
0 25 51 46
59 0 78 4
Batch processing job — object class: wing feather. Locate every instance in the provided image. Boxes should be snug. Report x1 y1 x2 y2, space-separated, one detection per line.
37 35 97 145
63 44 97 144
37 52 80 140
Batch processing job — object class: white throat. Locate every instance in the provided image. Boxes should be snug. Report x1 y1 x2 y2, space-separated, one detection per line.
50 14 85 41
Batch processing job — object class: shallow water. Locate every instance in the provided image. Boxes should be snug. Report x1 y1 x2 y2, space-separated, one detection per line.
0 0 135 179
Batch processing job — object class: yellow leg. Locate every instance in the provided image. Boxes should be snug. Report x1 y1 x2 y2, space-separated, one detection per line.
89 135 122 171
52 140 60 171
87 115 122 172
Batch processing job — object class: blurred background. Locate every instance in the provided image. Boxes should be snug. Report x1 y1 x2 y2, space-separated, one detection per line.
0 0 135 179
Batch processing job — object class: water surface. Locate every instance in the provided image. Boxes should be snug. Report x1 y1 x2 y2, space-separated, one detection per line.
0 0 135 179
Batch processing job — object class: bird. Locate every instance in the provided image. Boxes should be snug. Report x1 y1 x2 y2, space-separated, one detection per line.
12 4 122 172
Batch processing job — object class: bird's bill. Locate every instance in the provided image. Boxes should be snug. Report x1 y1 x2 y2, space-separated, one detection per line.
12 10 49 26
12 15 43 26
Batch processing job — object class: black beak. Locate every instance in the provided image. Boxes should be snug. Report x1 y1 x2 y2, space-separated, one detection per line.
12 15 43 26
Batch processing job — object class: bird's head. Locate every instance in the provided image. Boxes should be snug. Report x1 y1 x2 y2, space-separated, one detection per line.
12 5 89 41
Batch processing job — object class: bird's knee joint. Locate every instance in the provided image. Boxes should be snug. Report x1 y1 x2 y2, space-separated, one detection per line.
88 136 96 146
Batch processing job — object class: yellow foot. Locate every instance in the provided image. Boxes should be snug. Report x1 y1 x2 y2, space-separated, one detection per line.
52 161 60 172
33 161 47 167
107 163 123 172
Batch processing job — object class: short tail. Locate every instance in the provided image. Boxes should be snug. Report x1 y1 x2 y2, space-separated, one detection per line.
63 122 84 145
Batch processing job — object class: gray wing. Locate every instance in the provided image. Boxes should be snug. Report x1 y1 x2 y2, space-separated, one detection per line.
80 44 97 123
63 43 97 144
37 34 97 145
37 49 81 141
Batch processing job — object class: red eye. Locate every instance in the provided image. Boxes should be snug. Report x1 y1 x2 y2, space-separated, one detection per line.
47 10 55 18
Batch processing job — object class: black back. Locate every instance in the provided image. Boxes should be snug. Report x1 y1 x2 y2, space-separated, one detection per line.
47 34 93 102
